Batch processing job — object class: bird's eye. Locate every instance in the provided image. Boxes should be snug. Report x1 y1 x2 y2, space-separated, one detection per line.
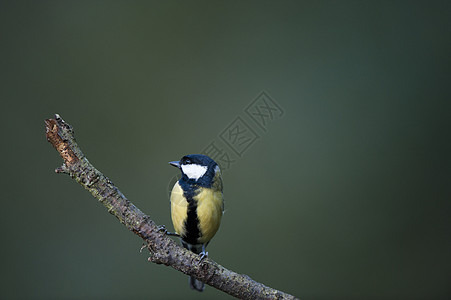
185 159 192 164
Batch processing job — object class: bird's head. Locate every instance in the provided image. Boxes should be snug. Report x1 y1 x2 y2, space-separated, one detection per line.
169 154 220 185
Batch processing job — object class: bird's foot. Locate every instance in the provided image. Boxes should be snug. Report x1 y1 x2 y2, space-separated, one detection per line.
157 225 180 237
199 251 208 262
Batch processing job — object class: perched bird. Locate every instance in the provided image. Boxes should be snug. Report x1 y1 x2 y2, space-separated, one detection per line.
169 154 224 292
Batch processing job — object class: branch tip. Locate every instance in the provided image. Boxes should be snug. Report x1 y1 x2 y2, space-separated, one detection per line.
45 114 79 166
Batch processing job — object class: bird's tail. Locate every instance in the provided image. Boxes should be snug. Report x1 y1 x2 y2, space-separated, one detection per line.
181 241 205 292
189 275 205 292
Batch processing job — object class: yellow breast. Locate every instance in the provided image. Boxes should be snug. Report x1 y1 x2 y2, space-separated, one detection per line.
194 187 223 244
170 182 188 237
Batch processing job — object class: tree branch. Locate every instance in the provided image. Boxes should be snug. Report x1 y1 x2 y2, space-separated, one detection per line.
44 114 298 300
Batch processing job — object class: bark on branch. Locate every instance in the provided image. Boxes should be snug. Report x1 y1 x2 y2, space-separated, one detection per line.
44 114 298 300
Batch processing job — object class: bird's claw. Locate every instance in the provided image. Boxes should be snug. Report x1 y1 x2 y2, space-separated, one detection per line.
199 251 208 262
157 225 167 233
157 225 180 237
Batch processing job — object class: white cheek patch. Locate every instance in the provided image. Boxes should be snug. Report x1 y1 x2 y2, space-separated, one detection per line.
181 164 208 180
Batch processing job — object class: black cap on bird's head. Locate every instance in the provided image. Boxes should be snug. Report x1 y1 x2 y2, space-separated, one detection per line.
169 154 219 185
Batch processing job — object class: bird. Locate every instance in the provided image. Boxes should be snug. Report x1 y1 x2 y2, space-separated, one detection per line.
168 154 224 292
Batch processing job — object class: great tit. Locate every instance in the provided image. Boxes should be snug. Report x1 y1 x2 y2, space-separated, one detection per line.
169 154 224 292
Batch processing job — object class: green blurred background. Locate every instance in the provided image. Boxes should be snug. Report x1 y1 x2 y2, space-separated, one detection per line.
1 1 450 299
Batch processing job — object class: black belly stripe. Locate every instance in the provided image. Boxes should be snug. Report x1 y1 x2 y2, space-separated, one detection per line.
184 198 200 245
178 180 200 245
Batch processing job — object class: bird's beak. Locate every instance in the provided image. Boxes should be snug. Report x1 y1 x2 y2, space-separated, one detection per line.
169 161 181 168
